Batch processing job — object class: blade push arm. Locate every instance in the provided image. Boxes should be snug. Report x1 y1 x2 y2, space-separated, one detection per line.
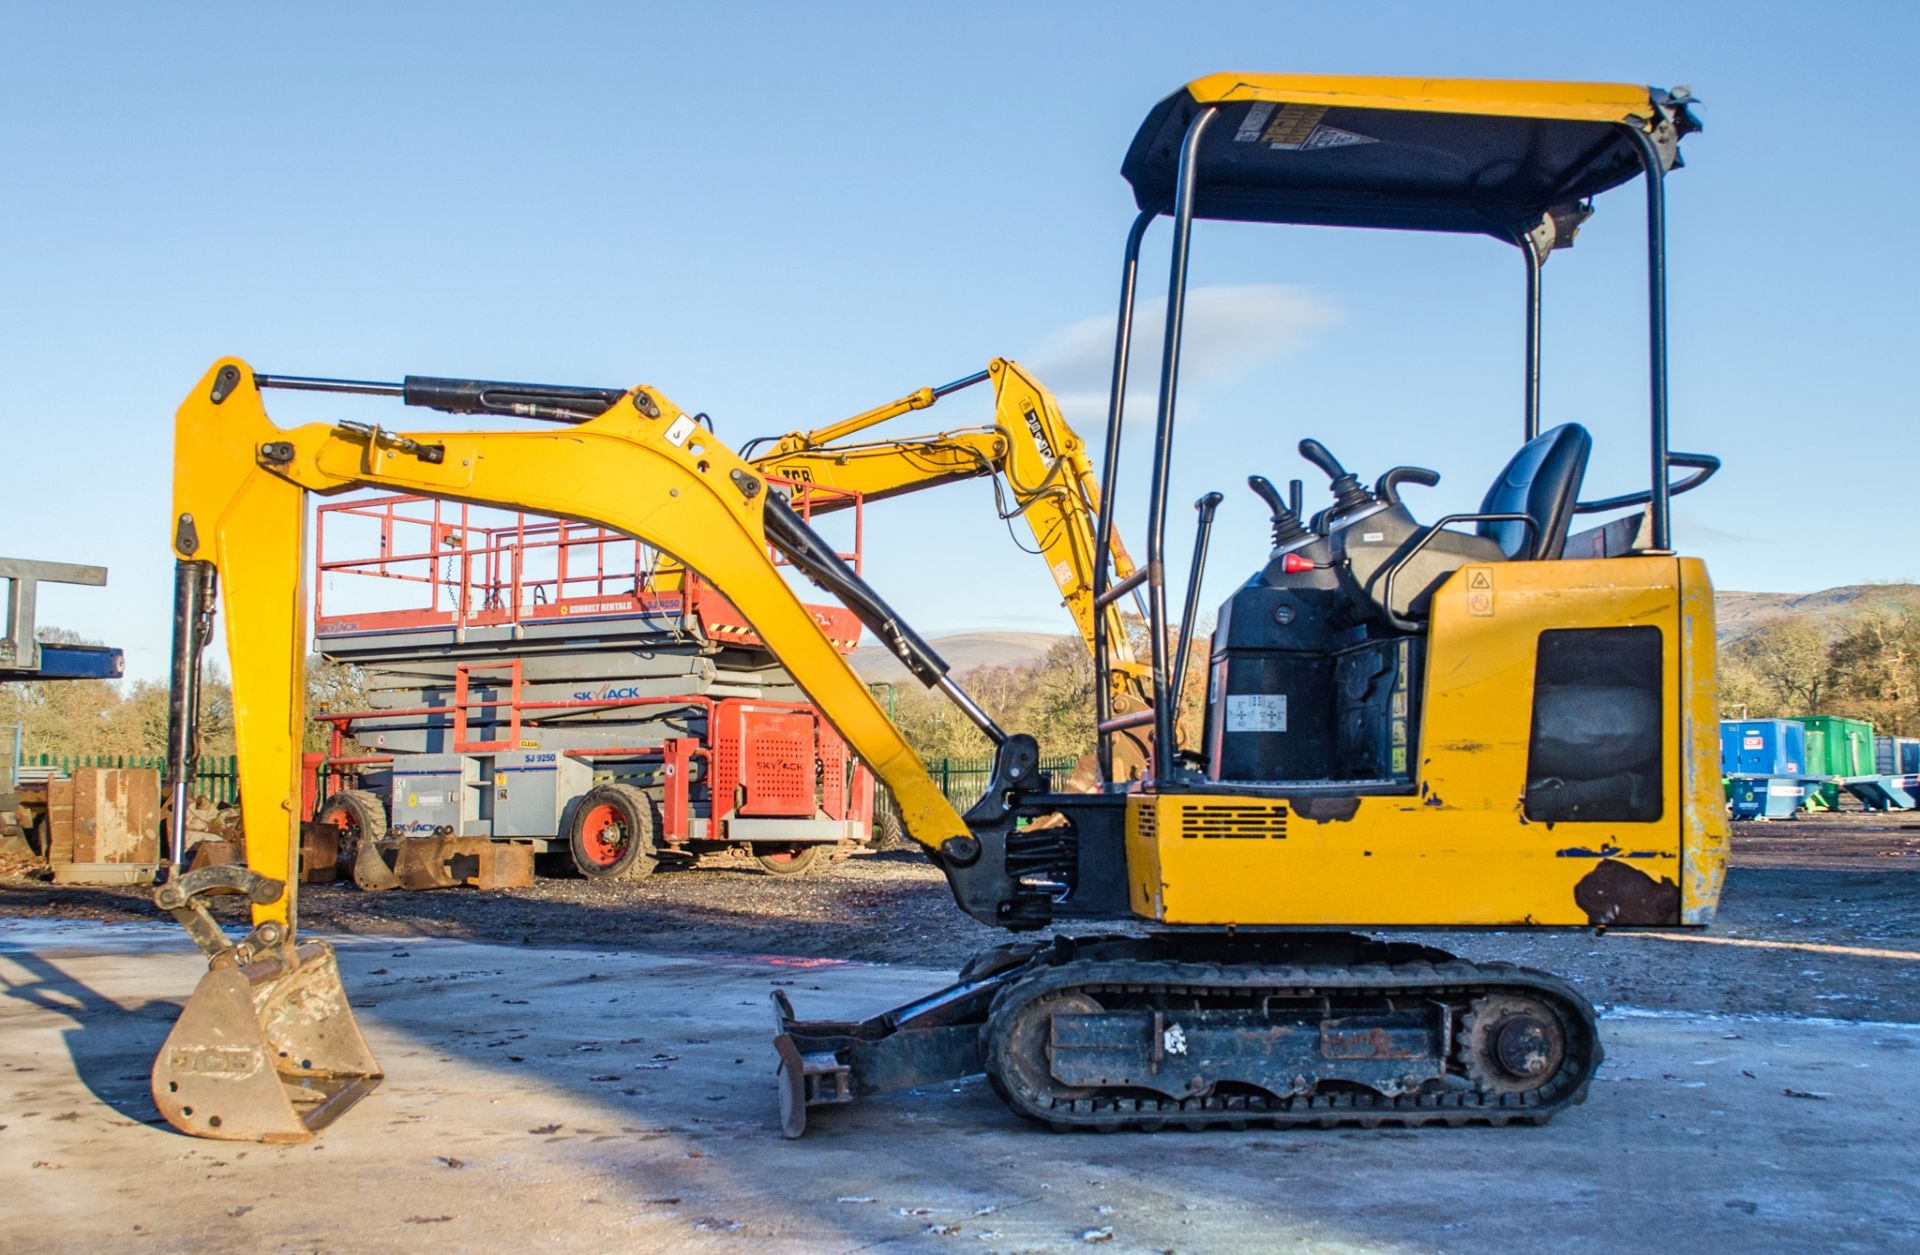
170 358 980 938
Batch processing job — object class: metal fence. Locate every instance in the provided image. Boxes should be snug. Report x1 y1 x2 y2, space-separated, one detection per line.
17 750 1073 810
928 754 1081 805
18 752 241 803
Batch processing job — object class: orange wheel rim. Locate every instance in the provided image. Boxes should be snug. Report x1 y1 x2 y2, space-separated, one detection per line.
579 803 627 866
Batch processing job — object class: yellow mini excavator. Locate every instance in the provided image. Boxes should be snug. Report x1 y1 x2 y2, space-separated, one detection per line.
149 74 1723 1144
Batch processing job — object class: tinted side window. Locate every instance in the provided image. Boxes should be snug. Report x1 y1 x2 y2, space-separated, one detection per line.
1524 626 1663 823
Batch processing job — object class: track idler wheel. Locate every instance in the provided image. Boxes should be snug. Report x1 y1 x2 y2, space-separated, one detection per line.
1457 994 1569 1094
984 990 1103 1130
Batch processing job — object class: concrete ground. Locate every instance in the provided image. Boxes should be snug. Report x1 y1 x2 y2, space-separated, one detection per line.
2 920 1916 1254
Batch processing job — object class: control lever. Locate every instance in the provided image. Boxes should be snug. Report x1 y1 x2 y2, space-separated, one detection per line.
1247 475 1312 547
1373 466 1440 507
1297 439 1375 515
1170 493 1225 722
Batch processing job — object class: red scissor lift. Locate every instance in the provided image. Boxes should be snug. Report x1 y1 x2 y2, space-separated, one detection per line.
307 485 878 879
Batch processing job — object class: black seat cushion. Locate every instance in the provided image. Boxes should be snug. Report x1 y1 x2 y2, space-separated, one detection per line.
1477 423 1591 560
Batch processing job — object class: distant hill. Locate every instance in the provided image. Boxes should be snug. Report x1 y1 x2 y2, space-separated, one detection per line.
845 587 1920 681
1715 584 1919 642
850 631 1070 682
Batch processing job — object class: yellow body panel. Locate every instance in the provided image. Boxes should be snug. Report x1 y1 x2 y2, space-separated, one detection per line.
1184 73 1665 124
1126 556 1728 927
172 359 971 934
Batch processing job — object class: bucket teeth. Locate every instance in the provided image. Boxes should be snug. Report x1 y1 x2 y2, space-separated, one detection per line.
152 941 383 1142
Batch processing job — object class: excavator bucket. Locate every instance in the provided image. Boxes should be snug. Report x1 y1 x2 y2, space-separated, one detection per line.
152 938 383 1142
350 840 402 891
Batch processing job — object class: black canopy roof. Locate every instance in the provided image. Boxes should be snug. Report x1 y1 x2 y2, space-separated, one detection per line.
1121 75 1699 242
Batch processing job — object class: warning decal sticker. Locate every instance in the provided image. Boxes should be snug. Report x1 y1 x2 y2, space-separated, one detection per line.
1466 567 1494 617
1235 101 1277 143
1296 124 1375 151
1234 102 1380 153
663 414 698 447
1226 693 1288 733
1261 104 1326 148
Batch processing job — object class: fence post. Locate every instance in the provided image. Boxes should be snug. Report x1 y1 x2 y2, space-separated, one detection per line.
939 758 951 797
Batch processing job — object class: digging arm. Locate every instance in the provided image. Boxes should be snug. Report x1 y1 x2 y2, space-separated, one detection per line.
169 358 1000 939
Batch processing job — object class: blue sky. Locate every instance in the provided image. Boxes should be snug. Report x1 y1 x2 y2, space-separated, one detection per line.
5 2 1916 682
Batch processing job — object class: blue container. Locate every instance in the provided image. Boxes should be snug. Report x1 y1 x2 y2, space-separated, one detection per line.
1721 719 1810 819
1720 719 1807 777
1875 736 1920 776
1727 776 1809 820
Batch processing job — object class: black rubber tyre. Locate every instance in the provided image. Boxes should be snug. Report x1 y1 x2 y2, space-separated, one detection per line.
867 791 909 852
751 843 827 876
316 789 388 872
569 783 659 880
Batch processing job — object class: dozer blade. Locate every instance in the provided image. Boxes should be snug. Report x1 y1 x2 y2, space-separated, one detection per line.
152 940 383 1142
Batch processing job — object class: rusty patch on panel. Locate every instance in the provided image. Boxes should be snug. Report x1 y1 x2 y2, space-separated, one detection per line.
1574 858 1680 926
1320 1023 1422 1061
1289 795 1360 823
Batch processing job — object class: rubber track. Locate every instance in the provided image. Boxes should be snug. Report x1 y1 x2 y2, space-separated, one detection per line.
983 957 1603 1133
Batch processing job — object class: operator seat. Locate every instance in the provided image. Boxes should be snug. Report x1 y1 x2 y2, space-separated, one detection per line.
1476 422 1591 561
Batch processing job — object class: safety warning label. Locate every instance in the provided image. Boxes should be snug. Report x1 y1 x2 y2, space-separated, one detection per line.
1261 104 1326 148
1235 102 1377 152
1466 568 1494 616
1294 125 1374 151
663 414 698 447
1226 693 1288 733
1235 101 1278 142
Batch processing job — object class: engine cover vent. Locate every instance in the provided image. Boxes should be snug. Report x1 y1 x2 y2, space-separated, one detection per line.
1179 803 1289 840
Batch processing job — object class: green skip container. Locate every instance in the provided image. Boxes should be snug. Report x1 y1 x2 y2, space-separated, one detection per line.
1795 715 1876 810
